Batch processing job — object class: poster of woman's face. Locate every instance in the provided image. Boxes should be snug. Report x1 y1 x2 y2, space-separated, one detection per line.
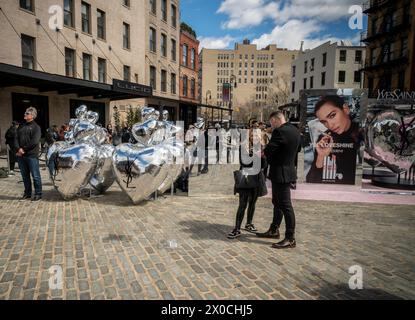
302 91 363 185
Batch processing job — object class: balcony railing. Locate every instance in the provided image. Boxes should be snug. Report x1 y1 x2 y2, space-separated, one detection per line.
363 50 409 70
361 14 412 43
363 0 392 13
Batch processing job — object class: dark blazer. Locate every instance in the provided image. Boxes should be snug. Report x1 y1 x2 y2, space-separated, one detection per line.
264 123 301 184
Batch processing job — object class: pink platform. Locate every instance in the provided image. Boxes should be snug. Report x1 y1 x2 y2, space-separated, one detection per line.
265 181 415 206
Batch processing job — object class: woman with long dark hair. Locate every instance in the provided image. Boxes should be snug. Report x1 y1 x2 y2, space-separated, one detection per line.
306 95 360 184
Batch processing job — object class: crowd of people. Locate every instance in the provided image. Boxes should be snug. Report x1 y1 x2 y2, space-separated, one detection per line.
4 106 303 249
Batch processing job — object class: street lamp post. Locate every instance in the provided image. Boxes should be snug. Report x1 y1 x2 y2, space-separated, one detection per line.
205 90 211 122
229 75 237 126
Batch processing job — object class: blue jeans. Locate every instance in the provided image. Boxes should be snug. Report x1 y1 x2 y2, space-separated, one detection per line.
17 156 42 197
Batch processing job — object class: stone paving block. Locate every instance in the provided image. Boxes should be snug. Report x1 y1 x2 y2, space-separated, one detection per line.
0 162 413 300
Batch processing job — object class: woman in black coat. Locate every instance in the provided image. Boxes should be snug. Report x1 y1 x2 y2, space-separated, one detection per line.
228 128 266 239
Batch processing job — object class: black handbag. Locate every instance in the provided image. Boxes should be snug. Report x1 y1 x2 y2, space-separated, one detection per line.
233 170 260 189
258 171 268 197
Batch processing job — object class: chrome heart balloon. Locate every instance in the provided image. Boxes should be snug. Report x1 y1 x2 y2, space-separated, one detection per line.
131 119 158 145
73 120 97 143
195 117 205 130
46 141 69 177
90 144 116 194
157 140 185 194
112 144 170 204
75 105 88 120
366 109 415 174
86 111 99 124
52 143 98 199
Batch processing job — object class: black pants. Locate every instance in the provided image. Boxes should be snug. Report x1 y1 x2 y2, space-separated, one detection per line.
270 181 296 240
235 188 259 230
8 147 16 171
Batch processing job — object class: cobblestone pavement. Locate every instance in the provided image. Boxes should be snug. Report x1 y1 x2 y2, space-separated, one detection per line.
0 159 414 300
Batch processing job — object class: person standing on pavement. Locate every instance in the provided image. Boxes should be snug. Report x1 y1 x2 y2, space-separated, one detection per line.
5 121 19 175
14 107 43 202
256 111 301 249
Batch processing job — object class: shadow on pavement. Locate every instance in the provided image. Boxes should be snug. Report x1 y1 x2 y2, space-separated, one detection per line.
316 283 404 300
178 219 277 245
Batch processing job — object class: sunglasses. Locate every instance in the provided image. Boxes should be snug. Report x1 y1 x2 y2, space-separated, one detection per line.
24 112 31 116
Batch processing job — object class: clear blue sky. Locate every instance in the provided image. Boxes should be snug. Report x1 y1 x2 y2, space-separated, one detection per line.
180 0 367 51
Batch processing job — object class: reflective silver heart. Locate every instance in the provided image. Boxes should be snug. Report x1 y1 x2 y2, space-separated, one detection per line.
132 119 158 145
75 105 88 120
52 143 98 199
112 144 170 204
157 141 185 194
90 144 116 194
73 120 97 143
86 111 99 124
366 110 415 174
195 117 205 130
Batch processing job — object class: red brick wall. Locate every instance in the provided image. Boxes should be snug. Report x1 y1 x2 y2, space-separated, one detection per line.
180 31 200 103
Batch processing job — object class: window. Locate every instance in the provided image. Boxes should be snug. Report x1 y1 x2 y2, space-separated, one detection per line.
149 27 156 52
21 35 35 69
97 9 106 40
339 50 347 62
123 65 130 81
354 71 361 83
161 33 167 57
191 49 195 69
183 75 188 96
321 72 326 86
171 73 176 94
171 39 176 61
182 44 188 66
20 0 34 12
82 53 92 80
190 78 195 98
149 0 156 14
64 0 74 27
98 58 106 83
65 48 75 77
355 50 362 63
81 2 91 34
338 70 346 83
161 0 167 21
322 52 327 67
150 66 156 89
123 0 130 7
311 58 315 71
171 4 177 28
310 76 314 89
304 61 308 73
291 81 295 93
303 78 307 89
123 23 130 49
161 70 167 92
292 65 296 77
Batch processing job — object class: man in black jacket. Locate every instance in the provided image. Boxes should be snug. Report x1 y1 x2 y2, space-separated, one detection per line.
5 121 19 175
256 111 301 249
14 107 42 201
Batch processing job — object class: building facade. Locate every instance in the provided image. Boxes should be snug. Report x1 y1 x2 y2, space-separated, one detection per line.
290 41 366 101
144 0 180 120
200 40 299 120
179 28 199 129
0 0 152 150
361 0 414 97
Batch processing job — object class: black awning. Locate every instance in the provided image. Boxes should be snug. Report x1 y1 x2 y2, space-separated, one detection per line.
0 63 152 101
179 100 233 112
